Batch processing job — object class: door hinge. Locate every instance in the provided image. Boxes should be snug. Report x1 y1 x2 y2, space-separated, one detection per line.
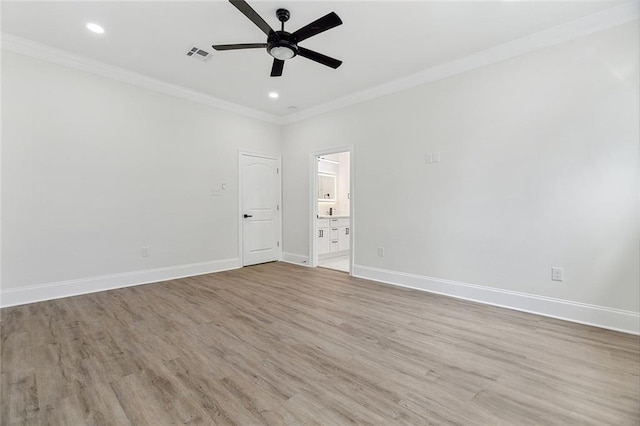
277 204 280 211
277 241 280 247
277 168 279 174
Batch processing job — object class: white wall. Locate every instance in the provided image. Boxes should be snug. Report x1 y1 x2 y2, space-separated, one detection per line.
282 22 639 318
316 152 350 216
317 156 338 216
1 51 281 296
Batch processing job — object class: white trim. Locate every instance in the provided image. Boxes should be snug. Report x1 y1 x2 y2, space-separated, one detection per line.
238 151 283 267
348 148 355 276
0 32 3 297
281 252 310 267
281 1 640 125
0 258 241 308
310 155 318 268
1 33 280 125
352 265 640 335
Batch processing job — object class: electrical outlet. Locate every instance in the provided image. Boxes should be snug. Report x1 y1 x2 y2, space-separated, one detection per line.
551 267 563 281
141 247 150 258
378 247 385 257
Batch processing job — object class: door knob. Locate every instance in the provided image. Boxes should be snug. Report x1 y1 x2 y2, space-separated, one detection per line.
243 214 253 218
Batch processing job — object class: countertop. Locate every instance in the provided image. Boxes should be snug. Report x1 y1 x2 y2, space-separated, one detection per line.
317 215 350 219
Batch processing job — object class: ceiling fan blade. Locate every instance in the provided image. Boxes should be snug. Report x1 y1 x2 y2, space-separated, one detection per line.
212 43 267 51
270 59 285 77
229 0 274 36
298 47 342 69
292 12 342 43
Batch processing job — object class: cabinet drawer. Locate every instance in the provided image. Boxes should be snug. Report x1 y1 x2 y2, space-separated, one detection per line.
330 228 339 240
338 218 350 227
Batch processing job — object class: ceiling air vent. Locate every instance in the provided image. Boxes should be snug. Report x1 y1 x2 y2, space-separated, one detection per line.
186 46 212 62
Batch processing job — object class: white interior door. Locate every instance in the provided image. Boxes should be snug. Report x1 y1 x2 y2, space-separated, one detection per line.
241 154 280 266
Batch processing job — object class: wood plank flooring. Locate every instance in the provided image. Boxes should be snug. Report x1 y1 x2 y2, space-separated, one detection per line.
1 262 639 425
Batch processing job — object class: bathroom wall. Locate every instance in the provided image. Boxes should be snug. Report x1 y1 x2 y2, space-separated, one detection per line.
317 152 350 216
336 152 351 216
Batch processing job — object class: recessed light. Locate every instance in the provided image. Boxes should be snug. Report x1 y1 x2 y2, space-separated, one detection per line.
268 92 279 99
86 22 105 34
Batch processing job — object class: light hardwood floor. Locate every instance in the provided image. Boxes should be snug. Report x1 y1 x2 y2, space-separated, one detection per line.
2 262 639 425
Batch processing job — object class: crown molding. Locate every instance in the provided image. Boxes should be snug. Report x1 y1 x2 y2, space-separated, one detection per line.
0 33 281 125
2 1 638 127
281 1 640 125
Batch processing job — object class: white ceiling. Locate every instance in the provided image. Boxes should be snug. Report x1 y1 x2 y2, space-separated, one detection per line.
2 1 624 117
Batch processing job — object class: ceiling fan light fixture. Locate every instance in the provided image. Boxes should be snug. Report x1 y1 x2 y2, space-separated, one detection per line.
269 45 295 60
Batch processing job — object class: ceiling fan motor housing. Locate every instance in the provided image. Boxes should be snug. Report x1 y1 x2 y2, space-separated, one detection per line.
267 31 298 60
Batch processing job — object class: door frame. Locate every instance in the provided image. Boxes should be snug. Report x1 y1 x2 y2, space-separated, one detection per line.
238 150 282 266
309 145 354 274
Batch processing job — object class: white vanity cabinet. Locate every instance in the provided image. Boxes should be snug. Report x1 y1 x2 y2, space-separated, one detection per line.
317 217 349 256
329 218 339 254
317 218 330 255
338 218 350 252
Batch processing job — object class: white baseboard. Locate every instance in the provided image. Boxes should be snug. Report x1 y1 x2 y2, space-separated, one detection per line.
281 252 310 267
0 258 241 308
353 264 640 335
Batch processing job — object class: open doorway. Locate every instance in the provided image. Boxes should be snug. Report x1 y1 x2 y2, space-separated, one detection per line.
312 150 352 273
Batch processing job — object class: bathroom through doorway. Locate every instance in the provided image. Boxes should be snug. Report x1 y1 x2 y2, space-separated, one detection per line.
313 150 352 273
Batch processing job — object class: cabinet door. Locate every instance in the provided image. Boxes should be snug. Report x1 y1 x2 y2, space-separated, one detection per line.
317 227 330 255
339 226 350 252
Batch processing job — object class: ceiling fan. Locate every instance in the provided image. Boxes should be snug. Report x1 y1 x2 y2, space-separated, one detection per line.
212 0 343 77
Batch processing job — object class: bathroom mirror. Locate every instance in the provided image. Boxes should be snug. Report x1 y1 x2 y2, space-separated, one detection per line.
318 173 336 202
